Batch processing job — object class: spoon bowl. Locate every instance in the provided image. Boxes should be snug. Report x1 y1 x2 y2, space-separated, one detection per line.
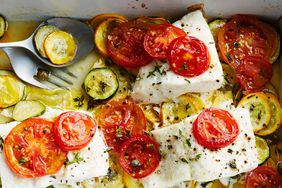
0 17 94 67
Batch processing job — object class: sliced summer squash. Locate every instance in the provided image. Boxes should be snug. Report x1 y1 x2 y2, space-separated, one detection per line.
34 25 59 58
25 86 74 109
256 93 282 136
13 100 46 121
0 15 8 38
161 93 204 125
237 92 271 132
210 90 233 108
123 172 143 188
255 136 270 165
140 104 161 126
0 75 25 108
94 18 125 57
44 30 77 65
221 63 237 91
0 106 14 124
90 13 127 30
84 68 119 100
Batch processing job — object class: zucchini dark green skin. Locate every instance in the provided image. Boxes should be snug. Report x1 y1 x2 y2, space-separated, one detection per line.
255 136 270 165
84 67 119 100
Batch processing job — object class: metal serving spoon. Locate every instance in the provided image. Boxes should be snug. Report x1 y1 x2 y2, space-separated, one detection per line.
0 17 94 68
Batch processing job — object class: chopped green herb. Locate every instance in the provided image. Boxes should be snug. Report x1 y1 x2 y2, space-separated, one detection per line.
229 160 237 169
136 76 142 81
159 149 167 159
147 64 167 78
73 95 84 107
184 79 191 84
179 129 182 137
147 144 154 150
195 153 201 160
0 136 3 150
107 167 117 181
116 126 123 138
19 157 28 165
181 158 189 164
183 63 188 70
225 53 232 61
209 41 215 44
185 139 191 147
65 152 84 166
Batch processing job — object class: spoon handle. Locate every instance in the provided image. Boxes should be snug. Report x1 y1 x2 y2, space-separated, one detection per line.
0 37 34 50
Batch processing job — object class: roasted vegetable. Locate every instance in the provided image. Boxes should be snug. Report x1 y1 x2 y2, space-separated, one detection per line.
13 100 46 121
0 75 25 108
237 92 271 132
44 30 77 65
0 15 8 38
255 136 270 165
34 25 58 58
84 68 119 100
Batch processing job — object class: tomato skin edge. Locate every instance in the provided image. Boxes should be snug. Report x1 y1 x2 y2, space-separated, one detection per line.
118 135 160 179
53 111 96 152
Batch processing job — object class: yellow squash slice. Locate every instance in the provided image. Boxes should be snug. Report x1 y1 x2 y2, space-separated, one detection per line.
256 93 282 136
94 18 125 57
44 30 77 65
90 13 127 29
237 92 271 132
0 75 25 108
161 93 204 125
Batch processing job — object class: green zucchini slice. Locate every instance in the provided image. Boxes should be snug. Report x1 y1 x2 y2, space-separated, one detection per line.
34 25 58 58
84 68 119 100
237 92 271 132
13 100 46 122
255 136 270 165
0 106 14 124
0 15 8 38
208 19 226 42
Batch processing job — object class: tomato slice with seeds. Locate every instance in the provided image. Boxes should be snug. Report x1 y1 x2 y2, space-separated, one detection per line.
144 24 186 59
218 15 279 68
236 55 272 93
118 135 160 179
168 36 210 77
245 166 281 188
106 20 153 68
96 98 146 151
3 118 67 178
192 108 239 149
54 111 96 151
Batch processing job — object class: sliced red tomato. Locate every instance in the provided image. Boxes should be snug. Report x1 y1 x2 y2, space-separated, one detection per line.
168 36 210 77
96 98 146 151
3 118 67 178
236 55 272 93
245 166 281 188
192 108 239 149
118 135 160 179
106 20 153 68
144 24 186 59
53 111 96 151
218 15 279 68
